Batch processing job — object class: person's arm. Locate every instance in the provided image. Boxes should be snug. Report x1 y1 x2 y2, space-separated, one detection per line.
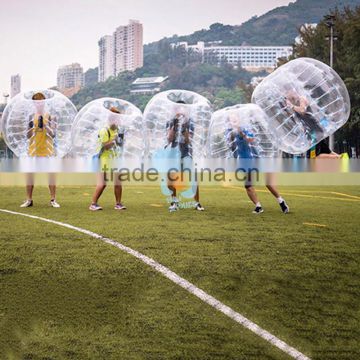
26 117 35 139
238 129 255 143
182 121 193 144
102 139 116 150
45 116 56 138
167 120 177 143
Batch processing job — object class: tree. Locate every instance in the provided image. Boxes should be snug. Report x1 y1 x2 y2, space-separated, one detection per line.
293 6 360 153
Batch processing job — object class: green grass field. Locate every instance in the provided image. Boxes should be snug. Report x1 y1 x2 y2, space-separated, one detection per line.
0 185 359 360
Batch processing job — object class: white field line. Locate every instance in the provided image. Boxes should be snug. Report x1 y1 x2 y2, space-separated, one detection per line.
0 208 310 360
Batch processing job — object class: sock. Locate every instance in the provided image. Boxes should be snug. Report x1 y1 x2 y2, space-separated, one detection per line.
277 197 284 204
255 202 261 208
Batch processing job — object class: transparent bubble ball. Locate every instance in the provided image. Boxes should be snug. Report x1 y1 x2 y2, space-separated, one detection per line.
71 98 144 157
208 104 278 158
251 57 351 154
143 90 213 158
1 89 77 158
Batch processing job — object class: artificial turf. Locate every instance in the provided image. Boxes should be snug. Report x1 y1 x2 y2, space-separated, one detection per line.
0 185 359 359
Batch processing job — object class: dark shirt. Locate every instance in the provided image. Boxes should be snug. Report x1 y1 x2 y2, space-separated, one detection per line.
307 139 331 158
166 117 194 158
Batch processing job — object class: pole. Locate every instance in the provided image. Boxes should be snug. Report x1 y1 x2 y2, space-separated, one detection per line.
329 22 335 150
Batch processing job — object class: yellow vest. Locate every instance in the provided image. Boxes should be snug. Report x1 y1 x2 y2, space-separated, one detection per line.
28 114 54 157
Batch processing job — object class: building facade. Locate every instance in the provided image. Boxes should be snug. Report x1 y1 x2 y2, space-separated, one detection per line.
10 74 21 98
57 63 84 96
98 35 115 82
170 41 293 71
99 20 143 82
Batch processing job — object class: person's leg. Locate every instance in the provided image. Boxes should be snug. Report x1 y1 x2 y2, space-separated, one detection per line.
167 181 177 197
48 173 57 201
245 185 263 213
245 185 260 205
113 173 126 210
265 173 289 213
114 185 122 204
194 185 199 203
265 185 280 198
194 185 204 210
167 176 179 211
26 173 34 200
91 173 107 205
20 173 35 207
265 173 282 200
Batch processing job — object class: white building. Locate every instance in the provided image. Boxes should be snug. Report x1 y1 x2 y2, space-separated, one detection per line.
130 76 169 94
57 63 84 96
170 41 293 71
99 20 143 82
98 35 115 82
10 74 21 98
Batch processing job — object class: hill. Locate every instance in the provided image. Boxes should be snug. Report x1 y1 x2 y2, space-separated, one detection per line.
145 0 360 53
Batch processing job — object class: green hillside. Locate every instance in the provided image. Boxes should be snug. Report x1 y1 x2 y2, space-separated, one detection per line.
145 0 360 52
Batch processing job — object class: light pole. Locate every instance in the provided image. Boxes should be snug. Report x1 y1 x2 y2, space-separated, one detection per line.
325 15 337 150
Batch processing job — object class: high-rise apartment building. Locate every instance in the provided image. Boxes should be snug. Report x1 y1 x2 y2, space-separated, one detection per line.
98 35 115 82
57 63 84 96
10 74 21 98
98 20 143 82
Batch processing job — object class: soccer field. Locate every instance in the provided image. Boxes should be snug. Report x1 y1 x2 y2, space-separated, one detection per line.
0 185 359 360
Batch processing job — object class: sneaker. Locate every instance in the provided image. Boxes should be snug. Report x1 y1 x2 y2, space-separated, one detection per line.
169 202 178 212
252 206 264 214
114 203 127 210
195 202 205 211
50 199 60 208
89 203 102 211
20 200 33 208
279 200 289 214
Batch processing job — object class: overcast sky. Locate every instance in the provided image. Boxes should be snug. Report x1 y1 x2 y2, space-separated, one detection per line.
0 0 292 94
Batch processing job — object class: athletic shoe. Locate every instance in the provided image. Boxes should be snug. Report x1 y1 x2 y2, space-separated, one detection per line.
252 206 264 214
195 202 205 211
89 203 102 211
114 203 127 210
20 200 33 208
169 202 178 212
279 200 289 214
50 199 60 208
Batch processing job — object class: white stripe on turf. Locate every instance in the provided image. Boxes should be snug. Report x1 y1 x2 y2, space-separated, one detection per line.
0 208 310 360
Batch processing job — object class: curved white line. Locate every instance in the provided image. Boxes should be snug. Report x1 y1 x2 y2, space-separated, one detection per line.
0 208 310 360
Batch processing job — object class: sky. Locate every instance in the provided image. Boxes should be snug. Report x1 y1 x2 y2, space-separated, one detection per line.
0 0 292 95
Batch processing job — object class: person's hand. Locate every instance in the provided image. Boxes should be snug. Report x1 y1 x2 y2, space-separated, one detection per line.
286 99 293 109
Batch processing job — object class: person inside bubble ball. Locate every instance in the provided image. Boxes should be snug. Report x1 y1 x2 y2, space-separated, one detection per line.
284 91 325 137
20 92 60 208
166 100 204 212
89 106 126 211
226 112 289 214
